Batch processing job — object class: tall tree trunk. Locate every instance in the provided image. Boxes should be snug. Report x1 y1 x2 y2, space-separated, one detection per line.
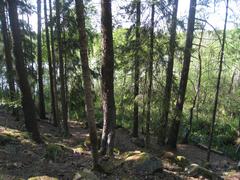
49 0 60 127
55 0 69 136
27 14 36 104
158 0 179 145
21 14 26 66
132 0 141 137
100 0 116 156
0 0 16 115
37 0 46 119
44 0 58 125
183 27 204 144
27 14 35 80
167 0 197 148
75 0 99 169
207 0 229 162
142 67 147 134
145 3 155 148
63 29 69 121
7 0 42 143
120 73 126 126
228 69 236 94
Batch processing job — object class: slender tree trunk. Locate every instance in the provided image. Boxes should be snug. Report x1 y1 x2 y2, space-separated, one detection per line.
133 0 141 137
37 0 46 119
49 0 60 127
167 0 197 148
27 14 35 104
27 14 35 80
183 27 204 144
145 3 155 148
63 29 69 121
44 0 57 125
21 14 26 66
100 0 116 156
120 73 126 126
75 0 99 169
207 0 229 162
0 0 16 115
228 69 236 94
158 0 179 145
55 0 69 136
142 67 147 134
7 0 42 143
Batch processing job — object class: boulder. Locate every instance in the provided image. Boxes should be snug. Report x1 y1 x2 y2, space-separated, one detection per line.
187 164 223 180
131 137 145 148
225 172 240 180
28 176 58 180
162 151 175 161
73 169 99 180
100 157 124 174
123 151 163 175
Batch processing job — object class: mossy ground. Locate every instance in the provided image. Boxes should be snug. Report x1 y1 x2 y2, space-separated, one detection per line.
0 110 237 179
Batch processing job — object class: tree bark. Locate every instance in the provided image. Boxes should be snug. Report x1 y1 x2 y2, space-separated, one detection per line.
7 0 42 143
133 0 141 138
37 0 46 119
120 73 126 126
49 0 60 127
167 0 197 148
158 0 179 145
55 0 69 136
27 14 34 80
100 0 116 156
75 0 99 168
44 0 58 125
0 0 16 115
63 29 69 122
142 66 147 134
145 3 155 148
183 26 204 144
207 0 229 162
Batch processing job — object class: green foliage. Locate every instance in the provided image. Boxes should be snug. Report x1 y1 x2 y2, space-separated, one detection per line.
0 98 22 111
69 69 86 121
44 143 64 162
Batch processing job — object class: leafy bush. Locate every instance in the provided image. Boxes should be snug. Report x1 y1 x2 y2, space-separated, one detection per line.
44 143 64 162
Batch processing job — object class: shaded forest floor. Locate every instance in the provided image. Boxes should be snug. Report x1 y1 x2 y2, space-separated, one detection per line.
0 109 239 180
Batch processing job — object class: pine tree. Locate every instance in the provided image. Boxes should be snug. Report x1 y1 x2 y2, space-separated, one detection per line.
55 0 69 135
37 0 46 119
75 0 99 168
100 0 116 156
7 0 42 143
167 0 197 148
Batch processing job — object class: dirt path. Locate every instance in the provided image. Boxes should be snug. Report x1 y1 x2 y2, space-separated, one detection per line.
177 144 236 173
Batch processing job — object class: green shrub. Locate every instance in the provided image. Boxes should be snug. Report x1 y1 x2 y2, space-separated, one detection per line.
45 144 64 162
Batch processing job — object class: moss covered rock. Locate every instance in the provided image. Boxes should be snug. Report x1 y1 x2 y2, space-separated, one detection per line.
175 156 190 168
73 168 99 180
123 151 163 175
188 164 222 179
44 143 64 161
100 157 124 174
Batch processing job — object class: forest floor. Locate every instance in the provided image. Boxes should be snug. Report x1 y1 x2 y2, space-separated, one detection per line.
0 109 239 180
